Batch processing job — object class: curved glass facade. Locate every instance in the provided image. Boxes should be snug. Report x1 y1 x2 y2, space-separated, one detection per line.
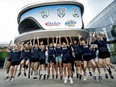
87 0 116 28
86 0 116 63
87 0 114 18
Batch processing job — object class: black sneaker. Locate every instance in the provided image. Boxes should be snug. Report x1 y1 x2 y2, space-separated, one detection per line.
89 72 93 77
105 74 108 79
107 67 112 76
26 65 28 69
33 77 37 79
98 76 102 81
23 65 26 68
56 74 58 79
72 67 75 72
93 76 97 80
60 76 62 80
79 75 82 80
76 73 79 79
110 75 114 79
52 75 54 79
43 74 46 80
39 74 42 79
17 72 21 77
24 72 26 76
47 75 50 79
68 75 70 79
4 76 9 81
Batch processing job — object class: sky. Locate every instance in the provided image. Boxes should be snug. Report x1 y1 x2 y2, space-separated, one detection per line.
0 0 92 44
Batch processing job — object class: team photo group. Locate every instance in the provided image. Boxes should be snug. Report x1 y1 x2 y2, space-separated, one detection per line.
3 32 116 84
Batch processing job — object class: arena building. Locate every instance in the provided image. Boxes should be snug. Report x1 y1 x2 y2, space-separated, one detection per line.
14 0 89 44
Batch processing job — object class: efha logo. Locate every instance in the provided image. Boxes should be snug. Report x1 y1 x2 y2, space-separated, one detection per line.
65 20 76 27
45 22 61 26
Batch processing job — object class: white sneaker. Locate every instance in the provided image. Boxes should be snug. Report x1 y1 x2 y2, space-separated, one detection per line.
64 77 67 83
83 76 87 81
10 77 14 81
69 77 73 84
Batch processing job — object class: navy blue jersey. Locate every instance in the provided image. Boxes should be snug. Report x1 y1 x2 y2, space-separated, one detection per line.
69 45 74 58
94 38 108 52
73 45 82 54
62 46 70 58
31 47 40 58
7 49 13 59
90 48 97 58
81 45 91 56
48 46 55 56
23 49 31 58
55 46 62 56
39 49 46 60
11 50 21 62
20 51 24 59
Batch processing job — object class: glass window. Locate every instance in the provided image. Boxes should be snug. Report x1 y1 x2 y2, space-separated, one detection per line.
111 14 116 23
113 6 116 14
110 9 115 15
109 9 113 16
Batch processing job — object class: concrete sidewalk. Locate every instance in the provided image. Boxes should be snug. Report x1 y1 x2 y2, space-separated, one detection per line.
0 68 116 87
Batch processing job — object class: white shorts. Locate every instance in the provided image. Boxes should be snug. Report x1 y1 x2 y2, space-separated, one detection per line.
94 57 98 62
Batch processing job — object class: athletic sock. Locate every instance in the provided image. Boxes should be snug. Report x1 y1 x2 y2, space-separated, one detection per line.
64 77 67 83
6 74 9 77
76 73 79 79
69 77 73 84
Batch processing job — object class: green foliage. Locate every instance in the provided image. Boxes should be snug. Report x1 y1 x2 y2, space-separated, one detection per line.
0 48 8 59
0 52 8 59
111 43 116 57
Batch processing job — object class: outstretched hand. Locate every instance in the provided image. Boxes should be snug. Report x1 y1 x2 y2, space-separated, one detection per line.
77 33 82 39
89 32 93 37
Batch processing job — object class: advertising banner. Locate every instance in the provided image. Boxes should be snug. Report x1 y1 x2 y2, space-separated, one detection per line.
20 5 82 29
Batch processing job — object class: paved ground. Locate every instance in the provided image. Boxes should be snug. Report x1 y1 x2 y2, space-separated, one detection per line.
0 69 116 87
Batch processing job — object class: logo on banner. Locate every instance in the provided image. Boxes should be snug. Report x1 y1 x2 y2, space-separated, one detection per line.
65 20 77 27
40 9 49 19
45 22 61 26
72 8 79 18
57 8 66 18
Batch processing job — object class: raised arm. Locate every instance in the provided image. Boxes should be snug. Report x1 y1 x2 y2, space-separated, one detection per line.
52 36 54 46
92 32 97 41
56 36 58 46
16 42 21 51
8 40 12 50
47 37 49 46
33 38 35 47
37 37 39 46
65 37 69 46
89 32 93 45
77 34 82 45
59 36 61 46
102 32 107 41
20 42 24 51
29 40 33 49
69 36 73 45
